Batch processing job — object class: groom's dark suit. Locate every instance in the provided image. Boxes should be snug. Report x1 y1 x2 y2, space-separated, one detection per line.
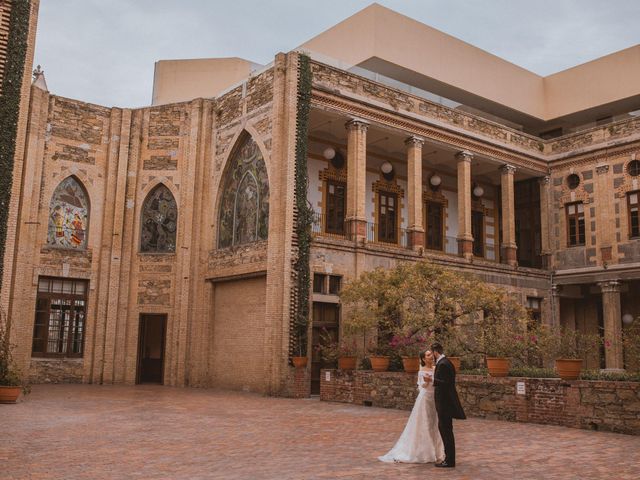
433 356 466 466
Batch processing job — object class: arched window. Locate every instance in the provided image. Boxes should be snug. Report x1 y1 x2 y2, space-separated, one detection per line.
218 134 269 248
140 184 177 253
47 176 90 249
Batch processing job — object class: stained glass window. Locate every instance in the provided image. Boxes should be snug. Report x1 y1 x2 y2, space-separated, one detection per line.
47 177 90 249
218 134 269 248
140 185 177 252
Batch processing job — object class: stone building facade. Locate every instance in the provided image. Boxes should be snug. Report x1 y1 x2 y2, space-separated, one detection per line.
2 4 639 395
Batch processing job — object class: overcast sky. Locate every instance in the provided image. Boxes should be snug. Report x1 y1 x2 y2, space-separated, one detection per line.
33 0 640 108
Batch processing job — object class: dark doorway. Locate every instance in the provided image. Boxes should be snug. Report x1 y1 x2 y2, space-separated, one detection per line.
136 314 167 384
515 178 542 268
311 302 340 395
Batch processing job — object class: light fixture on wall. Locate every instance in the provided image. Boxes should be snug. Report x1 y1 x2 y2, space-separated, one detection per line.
622 313 635 325
380 161 394 181
472 183 484 198
323 146 344 169
323 147 336 160
429 173 442 187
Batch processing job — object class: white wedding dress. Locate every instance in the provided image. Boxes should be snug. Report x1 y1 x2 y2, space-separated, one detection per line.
378 368 445 464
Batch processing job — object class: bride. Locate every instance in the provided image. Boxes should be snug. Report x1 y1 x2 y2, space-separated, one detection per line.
378 350 444 464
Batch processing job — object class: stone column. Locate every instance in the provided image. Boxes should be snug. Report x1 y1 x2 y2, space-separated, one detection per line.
500 164 518 266
456 150 474 259
595 164 614 264
345 118 369 241
550 284 561 328
406 136 424 250
598 280 624 371
539 176 552 269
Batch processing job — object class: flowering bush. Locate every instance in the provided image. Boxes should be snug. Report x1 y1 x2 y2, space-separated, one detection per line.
389 332 430 357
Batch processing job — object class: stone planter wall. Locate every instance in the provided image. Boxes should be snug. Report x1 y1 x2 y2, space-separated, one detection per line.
320 369 640 435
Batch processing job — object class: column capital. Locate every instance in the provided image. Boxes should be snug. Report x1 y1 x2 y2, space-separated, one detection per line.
538 175 551 185
598 280 621 293
404 135 425 147
345 118 369 131
551 284 561 296
500 164 517 175
455 150 474 162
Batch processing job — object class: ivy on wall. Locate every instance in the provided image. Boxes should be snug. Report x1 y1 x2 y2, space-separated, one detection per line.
0 0 31 289
290 53 313 358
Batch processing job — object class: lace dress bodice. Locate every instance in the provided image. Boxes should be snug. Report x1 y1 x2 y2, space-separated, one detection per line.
417 368 435 394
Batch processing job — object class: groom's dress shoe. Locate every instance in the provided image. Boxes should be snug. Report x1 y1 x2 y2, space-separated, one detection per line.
435 461 455 468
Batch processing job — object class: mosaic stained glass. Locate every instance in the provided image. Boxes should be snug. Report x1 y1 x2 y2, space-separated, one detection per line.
218 134 269 248
47 177 90 249
140 185 177 253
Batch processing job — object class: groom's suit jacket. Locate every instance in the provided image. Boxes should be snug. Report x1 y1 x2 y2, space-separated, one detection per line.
433 357 466 420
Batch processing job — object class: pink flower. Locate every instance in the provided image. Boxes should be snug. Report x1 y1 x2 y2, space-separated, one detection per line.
604 340 611 348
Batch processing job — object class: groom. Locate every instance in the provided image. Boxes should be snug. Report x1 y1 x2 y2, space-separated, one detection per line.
427 342 466 468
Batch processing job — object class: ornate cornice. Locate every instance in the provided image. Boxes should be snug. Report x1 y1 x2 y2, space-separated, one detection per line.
311 90 548 173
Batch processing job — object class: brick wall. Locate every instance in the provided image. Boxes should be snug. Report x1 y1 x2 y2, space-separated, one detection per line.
320 369 640 435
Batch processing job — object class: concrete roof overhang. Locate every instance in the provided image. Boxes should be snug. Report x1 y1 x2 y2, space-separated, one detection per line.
299 4 640 130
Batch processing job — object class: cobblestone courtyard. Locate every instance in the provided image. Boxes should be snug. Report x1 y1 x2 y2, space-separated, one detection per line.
1 385 639 480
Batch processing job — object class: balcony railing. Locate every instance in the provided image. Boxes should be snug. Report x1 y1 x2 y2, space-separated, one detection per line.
366 221 409 249
311 212 497 260
311 211 347 240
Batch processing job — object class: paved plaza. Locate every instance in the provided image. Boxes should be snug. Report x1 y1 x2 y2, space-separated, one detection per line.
1 385 639 480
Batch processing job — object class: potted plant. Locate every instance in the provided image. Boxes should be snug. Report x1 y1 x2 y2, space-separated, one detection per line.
317 331 359 371
366 337 391 372
438 326 467 373
542 327 599 380
475 318 526 377
0 311 29 403
337 339 359 370
390 331 430 373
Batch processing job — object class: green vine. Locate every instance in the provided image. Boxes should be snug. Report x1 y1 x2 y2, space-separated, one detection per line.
0 0 31 290
291 53 313 358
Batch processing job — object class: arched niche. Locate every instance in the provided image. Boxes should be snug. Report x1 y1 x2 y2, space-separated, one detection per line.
217 133 269 248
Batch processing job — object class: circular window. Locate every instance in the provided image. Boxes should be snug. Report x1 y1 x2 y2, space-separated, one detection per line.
628 160 640 177
567 174 581 190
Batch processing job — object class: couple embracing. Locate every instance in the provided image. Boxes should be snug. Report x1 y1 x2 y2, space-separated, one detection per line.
379 343 466 468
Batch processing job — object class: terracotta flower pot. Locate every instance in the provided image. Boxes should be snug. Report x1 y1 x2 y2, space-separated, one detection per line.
402 356 420 374
292 356 308 369
0 386 21 404
448 356 461 373
369 355 390 372
555 358 583 380
486 357 510 377
338 356 357 371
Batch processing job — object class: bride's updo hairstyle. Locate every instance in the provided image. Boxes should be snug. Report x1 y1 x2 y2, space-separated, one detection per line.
419 350 427 367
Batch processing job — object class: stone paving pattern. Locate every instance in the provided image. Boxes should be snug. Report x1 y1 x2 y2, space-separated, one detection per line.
1 385 639 480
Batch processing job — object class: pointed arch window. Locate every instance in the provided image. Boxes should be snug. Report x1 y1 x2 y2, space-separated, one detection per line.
47 176 90 250
218 134 269 248
140 184 177 253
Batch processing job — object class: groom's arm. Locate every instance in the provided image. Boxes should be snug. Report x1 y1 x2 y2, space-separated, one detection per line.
432 362 453 387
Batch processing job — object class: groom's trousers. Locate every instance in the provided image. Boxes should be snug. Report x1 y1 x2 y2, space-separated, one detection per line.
438 414 455 464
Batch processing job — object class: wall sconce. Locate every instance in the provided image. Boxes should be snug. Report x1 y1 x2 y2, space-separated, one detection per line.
622 313 635 325
323 147 336 160
429 173 442 188
323 146 344 169
472 183 484 198
381 161 394 181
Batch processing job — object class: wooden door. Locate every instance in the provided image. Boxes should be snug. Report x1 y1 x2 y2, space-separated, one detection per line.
136 314 167 384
